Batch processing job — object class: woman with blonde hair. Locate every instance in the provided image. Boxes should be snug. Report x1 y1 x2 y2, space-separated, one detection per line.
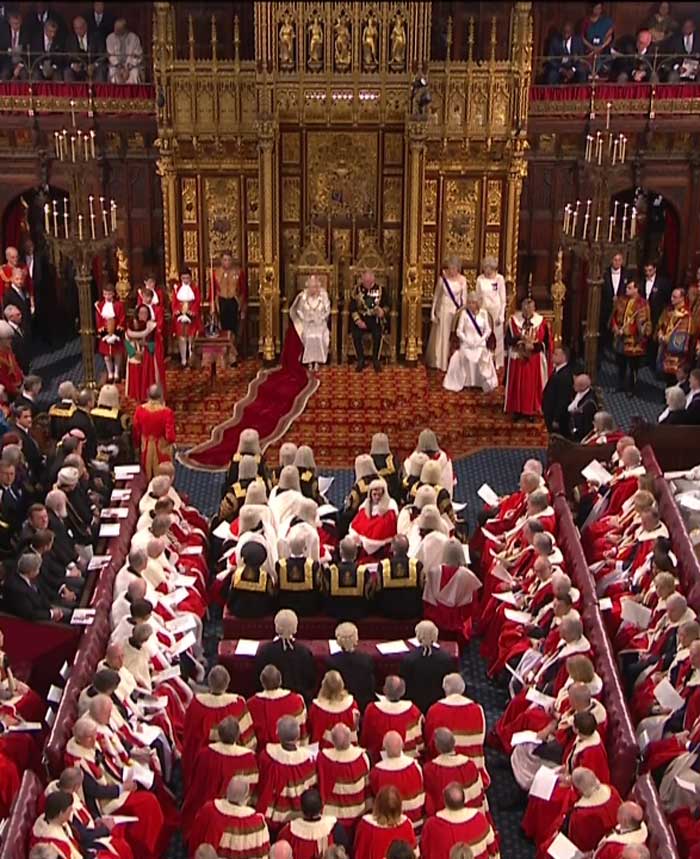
426 255 468 372
308 670 359 748
476 255 507 369
353 786 417 859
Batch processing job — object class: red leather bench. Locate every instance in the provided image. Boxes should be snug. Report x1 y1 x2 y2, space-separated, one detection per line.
222 611 435 642
0 771 42 859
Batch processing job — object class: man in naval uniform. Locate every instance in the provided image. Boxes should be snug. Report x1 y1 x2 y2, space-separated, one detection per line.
349 269 388 373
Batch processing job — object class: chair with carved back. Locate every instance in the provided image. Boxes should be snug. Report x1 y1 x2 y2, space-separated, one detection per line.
283 235 339 364
342 236 397 363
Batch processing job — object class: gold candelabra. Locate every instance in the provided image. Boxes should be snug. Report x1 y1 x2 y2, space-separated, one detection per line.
43 115 118 388
561 105 636 379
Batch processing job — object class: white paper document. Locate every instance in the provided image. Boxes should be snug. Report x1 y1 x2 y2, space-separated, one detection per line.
318 476 334 497
494 591 519 606
99 523 121 538
376 640 410 655
114 465 141 478
530 765 559 800
71 608 96 625
526 688 556 710
45 708 56 726
107 816 140 825
318 503 339 518
511 730 541 746
491 562 514 585
7 721 42 732
110 489 132 502
173 574 197 587
581 460 613 486
328 640 341 655
88 555 112 570
133 724 161 745
47 684 63 704
59 661 70 681
213 520 232 540
548 832 583 859
101 507 129 519
477 483 500 507
235 639 259 656
180 546 203 556
166 615 197 634
678 493 700 512
163 587 189 607
675 776 697 794
480 528 500 543
123 763 154 789
171 631 196 656
653 678 685 712
620 599 652 629
504 609 532 625
598 597 613 611
153 665 181 684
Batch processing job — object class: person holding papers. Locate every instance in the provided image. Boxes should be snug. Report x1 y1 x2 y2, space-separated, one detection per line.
580 446 647 547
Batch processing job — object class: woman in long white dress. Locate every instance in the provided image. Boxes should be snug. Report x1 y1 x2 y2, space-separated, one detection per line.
425 256 468 372
289 274 331 369
443 293 498 393
476 256 507 370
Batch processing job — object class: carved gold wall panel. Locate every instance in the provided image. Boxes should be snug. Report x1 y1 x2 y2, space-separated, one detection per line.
332 229 352 260
307 131 378 219
247 230 261 264
384 132 403 166
421 232 436 264
382 177 402 223
383 230 401 263
204 177 240 261
181 177 197 224
424 180 437 225
183 230 199 265
282 177 301 221
282 132 301 165
486 180 503 226
422 267 435 300
485 232 500 261
443 178 480 265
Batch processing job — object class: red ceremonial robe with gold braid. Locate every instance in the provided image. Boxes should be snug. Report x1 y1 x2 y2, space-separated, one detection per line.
182 691 255 785
308 694 359 748
592 823 648 859
369 754 425 827
317 745 371 831
188 799 269 859
353 815 417 859
425 694 486 772
424 752 487 816
359 699 424 762
504 310 551 416
421 807 500 859
246 688 308 748
278 816 338 859
132 401 176 480
538 784 623 859
256 743 317 830
181 741 259 836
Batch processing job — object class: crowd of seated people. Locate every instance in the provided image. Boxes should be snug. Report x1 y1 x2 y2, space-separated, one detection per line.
0 3 144 83
543 2 700 84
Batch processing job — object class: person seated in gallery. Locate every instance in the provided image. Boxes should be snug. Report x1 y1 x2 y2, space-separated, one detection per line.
443 293 498 394
349 269 388 373
581 2 615 79
289 274 331 371
325 622 376 712
322 536 375 622
254 610 317 704
544 21 587 84
275 531 323 617
369 432 402 503
373 534 424 621
106 17 144 84
666 17 700 83
227 540 277 619
615 29 658 83
64 14 106 82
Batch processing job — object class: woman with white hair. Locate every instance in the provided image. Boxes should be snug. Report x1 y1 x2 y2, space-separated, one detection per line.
476 255 507 369
658 384 689 424
443 293 498 394
426 256 468 372
289 274 331 370
349 479 398 562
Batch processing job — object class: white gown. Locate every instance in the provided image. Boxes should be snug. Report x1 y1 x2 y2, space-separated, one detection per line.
476 273 507 369
426 274 468 371
443 308 498 393
290 288 331 364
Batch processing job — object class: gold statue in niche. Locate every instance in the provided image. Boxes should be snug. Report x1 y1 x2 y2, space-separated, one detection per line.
389 13 406 70
308 15 323 70
279 14 295 71
362 13 379 71
334 14 351 71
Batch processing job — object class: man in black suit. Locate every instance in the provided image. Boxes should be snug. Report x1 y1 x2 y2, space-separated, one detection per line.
14 374 42 416
399 620 455 714
0 459 24 533
682 368 700 424
68 389 98 462
5 305 30 374
64 14 105 81
642 261 672 366
0 10 30 80
325 620 376 711
27 2 65 41
567 373 599 442
3 266 32 336
29 16 63 80
86 1 115 42
545 21 587 84
542 345 574 435
254 608 317 703
601 252 627 358
667 17 700 82
2 552 63 621
11 403 44 486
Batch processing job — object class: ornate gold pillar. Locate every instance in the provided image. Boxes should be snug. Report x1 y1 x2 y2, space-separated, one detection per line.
503 140 528 312
257 117 279 362
584 245 604 378
156 154 179 283
153 2 177 283
403 118 427 362
551 248 566 347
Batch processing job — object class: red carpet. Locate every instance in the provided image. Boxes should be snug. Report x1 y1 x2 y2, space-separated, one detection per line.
177 326 319 471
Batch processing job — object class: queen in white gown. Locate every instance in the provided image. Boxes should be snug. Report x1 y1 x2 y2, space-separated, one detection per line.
476 256 507 370
289 274 331 368
425 256 468 372
443 293 498 393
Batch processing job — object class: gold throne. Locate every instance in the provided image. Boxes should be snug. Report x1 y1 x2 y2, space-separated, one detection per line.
342 236 397 363
284 235 340 364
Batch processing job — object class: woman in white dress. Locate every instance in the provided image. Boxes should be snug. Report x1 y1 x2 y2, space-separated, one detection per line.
426 256 468 372
476 256 507 370
443 293 498 393
289 274 331 369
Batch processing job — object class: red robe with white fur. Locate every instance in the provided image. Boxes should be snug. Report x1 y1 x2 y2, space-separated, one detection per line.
246 689 308 748
188 799 269 858
504 311 551 416
317 746 371 831
171 282 203 337
425 695 486 772
421 807 499 859
308 695 359 748
424 753 487 816
360 699 424 762
256 744 317 830
278 816 338 859
369 755 425 827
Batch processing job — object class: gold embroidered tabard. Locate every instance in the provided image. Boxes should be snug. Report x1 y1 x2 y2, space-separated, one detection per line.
279 558 315 592
380 557 418 589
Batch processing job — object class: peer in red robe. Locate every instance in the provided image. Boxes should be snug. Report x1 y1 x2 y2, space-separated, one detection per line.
425 685 486 771
504 299 551 417
360 693 424 762
317 742 371 833
171 271 203 368
592 820 648 859
256 741 317 832
278 814 339 859
538 780 622 859
353 812 417 859
349 478 398 562
95 286 126 383
133 391 176 480
308 690 359 749
0 335 22 398
0 747 19 818
136 288 167 398
189 797 270 858
424 748 487 817
421 803 499 859
369 743 425 828
246 686 308 748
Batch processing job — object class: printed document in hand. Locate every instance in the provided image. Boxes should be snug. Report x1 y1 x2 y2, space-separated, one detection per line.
620 599 652 629
212 520 232 540
511 730 540 746
581 460 613 486
529 765 559 800
504 609 532 625
318 476 334 497
494 591 519 606
328 639 341 655
477 483 500 507
99 523 121 538
548 832 583 859
653 678 686 712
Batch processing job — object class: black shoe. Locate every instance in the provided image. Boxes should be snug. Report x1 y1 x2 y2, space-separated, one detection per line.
373 360 381 373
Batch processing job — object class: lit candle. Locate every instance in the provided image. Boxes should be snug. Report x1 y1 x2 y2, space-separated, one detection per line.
89 130 96 159
88 195 96 240
77 130 83 160
70 98 76 128
582 211 590 239
572 200 581 235
621 214 627 242
595 215 601 241
83 135 89 161
597 138 603 165
52 200 58 236
612 138 618 165
110 200 117 232
78 214 84 241
630 207 637 239
54 131 60 159
623 202 629 222
585 135 592 161
596 132 602 162
61 130 67 160
613 200 619 223
621 135 627 163
608 215 614 242
63 197 69 238
606 101 611 130
44 203 50 234
563 205 570 233
70 135 76 163
100 197 108 236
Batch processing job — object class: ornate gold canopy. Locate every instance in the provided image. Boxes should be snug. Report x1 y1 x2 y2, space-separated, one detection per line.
152 1 533 361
